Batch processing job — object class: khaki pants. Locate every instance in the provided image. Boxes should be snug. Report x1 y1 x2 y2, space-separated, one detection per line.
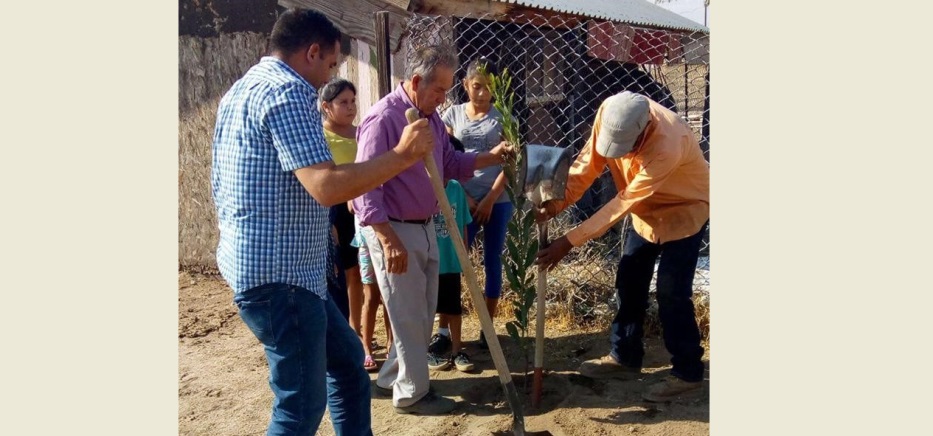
360 221 439 407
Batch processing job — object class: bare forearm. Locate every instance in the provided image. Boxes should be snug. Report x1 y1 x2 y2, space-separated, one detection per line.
488 171 508 198
474 152 504 169
370 222 397 242
296 151 416 207
325 154 413 203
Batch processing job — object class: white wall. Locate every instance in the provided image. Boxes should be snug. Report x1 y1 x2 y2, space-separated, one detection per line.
655 0 709 27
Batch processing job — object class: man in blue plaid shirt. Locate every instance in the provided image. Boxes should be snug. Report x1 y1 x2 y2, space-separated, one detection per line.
211 9 435 435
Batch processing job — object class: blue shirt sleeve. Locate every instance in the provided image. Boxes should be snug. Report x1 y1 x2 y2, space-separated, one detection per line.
262 83 333 172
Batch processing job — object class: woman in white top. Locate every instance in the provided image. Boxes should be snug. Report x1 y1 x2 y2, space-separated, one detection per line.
441 57 513 347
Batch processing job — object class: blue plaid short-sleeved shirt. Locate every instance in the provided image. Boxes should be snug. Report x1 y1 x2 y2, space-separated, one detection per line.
211 57 334 296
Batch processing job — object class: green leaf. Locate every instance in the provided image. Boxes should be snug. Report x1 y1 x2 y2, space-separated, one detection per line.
524 239 539 271
522 209 535 230
514 265 526 285
503 262 521 292
506 321 522 342
524 274 535 288
505 237 520 260
507 220 520 237
523 285 537 311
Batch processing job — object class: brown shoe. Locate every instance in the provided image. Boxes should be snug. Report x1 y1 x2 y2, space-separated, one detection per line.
642 376 703 402
578 355 642 379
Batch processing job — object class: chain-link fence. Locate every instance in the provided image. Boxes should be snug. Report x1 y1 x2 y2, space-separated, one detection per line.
398 12 710 330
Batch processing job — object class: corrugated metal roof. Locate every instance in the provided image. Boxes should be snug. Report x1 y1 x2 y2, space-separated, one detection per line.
496 0 708 33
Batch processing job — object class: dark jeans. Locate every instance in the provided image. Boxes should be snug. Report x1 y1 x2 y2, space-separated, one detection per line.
326 227 350 320
609 222 707 382
466 201 514 299
234 284 372 436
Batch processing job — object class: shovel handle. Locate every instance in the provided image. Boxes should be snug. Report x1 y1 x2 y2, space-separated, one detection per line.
405 109 525 430
535 222 548 368
532 221 548 407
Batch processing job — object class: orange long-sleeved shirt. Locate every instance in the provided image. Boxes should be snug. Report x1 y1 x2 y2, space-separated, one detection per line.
551 99 709 246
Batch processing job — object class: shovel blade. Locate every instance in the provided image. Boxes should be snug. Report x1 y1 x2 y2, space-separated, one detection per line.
520 144 573 207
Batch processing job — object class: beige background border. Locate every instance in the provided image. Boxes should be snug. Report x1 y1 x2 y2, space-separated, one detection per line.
5 1 932 434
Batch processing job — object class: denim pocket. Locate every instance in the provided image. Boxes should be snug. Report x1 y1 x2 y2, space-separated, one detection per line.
236 300 276 346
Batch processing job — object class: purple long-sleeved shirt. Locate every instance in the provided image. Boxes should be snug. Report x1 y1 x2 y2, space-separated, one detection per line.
352 84 478 226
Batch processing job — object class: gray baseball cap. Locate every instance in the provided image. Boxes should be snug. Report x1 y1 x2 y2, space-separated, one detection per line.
596 91 650 158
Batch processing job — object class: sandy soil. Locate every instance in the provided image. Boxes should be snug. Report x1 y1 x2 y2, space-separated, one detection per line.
179 271 709 435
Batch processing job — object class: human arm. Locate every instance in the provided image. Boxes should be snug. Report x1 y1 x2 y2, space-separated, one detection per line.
264 84 433 207
474 170 508 224
473 140 513 169
536 164 664 272
562 142 680 247
351 113 436 225
292 118 433 207
533 139 607 222
533 235 573 272
474 125 511 223
369 222 408 274
349 112 437 274
535 141 681 271
533 107 614 222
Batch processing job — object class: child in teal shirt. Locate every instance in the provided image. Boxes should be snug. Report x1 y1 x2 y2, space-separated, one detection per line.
427 138 475 372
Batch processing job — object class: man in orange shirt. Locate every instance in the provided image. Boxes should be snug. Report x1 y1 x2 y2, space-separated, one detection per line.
535 91 709 402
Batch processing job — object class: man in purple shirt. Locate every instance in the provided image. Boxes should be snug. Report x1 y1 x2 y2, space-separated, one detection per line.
353 45 511 415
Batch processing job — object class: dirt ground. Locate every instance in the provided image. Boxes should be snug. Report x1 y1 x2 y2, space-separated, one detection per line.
179 271 710 435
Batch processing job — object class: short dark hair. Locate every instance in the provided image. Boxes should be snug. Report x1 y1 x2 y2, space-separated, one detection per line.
320 78 357 102
464 56 497 80
270 8 341 55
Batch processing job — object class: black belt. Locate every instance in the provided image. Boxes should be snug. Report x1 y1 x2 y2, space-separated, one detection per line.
389 217 431 225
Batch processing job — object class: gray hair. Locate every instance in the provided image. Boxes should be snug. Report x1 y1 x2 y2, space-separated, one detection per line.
406 45 458 84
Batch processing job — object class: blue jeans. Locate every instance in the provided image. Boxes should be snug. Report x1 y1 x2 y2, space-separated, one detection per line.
234 284 372 436
467 201 514 299
609 222 708 383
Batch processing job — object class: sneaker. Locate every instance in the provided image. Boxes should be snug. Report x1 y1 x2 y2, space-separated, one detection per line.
394 390 457 415
642 376 703 402
427 352 451 370
428 333 452 355
453 351 474 372
577 354 642 379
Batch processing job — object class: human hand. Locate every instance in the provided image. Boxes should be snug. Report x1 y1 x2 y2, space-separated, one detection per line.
534 235 572 271
396 118 434 162
534 200 559 223
489 140 515 164
373 224 408 274
474 196 494 225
